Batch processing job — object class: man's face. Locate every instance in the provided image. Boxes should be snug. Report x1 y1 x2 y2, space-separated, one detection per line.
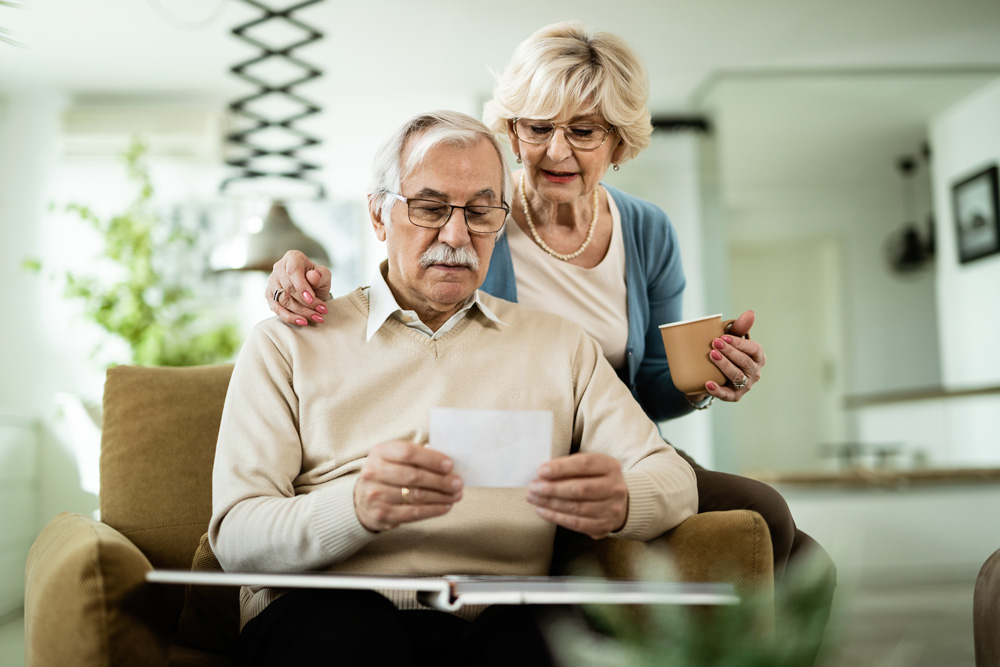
372 136 503 325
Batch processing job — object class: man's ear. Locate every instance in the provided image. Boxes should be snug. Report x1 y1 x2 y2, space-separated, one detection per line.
368 195 387 242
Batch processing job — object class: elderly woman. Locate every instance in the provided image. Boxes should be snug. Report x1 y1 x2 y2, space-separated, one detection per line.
264 22 830 586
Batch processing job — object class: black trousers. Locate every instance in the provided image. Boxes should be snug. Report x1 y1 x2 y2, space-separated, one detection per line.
235 588 559 667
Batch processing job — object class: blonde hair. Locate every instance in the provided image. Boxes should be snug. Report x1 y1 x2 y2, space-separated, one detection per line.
482 21 652 163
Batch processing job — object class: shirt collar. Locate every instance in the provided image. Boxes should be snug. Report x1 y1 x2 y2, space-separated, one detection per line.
365 261 504 341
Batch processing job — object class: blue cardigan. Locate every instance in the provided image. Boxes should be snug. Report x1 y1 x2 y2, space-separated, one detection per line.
481 183 691 422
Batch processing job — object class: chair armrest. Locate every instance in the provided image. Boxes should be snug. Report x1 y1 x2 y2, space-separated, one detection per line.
25 512 169 667
975 547 1000 667
592 510 774 632
596 511 772 585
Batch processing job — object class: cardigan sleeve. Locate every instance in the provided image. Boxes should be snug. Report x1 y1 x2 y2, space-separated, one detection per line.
209 325 374 573
612 187 692 423
571 332 698 540
633 218 693 422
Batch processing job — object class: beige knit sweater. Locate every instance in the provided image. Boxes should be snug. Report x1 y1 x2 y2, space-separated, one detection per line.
210 288 697 626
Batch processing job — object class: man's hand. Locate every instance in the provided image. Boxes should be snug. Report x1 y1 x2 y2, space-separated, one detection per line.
266 250 333 327
526 453 628 540
354 439 463 532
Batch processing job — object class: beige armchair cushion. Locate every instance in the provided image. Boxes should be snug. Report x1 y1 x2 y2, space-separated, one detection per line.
99 363 233 622
24 512 168 667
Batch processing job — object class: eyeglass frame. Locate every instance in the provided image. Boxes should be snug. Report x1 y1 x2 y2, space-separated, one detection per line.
385 192 510 234
511 117 616 151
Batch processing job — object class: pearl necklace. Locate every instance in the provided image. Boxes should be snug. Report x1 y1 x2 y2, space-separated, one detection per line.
519 171 599 262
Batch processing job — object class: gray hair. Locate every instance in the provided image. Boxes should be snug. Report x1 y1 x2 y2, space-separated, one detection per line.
369 110 513 226
482 21 653 164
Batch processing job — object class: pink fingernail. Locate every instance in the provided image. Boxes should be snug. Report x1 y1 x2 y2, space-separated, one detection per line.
711 350 723 361
311 314 324 323
295 318 308 326
303 291 313 304
316 304 328 314
722 335 733 343
706 381 718 390
713 339 725 349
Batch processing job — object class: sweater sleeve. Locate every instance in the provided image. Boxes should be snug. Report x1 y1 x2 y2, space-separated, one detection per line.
572 331 698 541
209 325 374 572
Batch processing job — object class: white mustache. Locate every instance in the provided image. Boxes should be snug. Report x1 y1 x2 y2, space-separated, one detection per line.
419 243 480 271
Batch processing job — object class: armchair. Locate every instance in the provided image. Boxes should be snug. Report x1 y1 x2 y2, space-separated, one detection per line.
975 546 1000 666
24 364 773 666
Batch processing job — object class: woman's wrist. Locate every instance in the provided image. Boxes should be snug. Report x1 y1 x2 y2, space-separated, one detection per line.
685 393 715 410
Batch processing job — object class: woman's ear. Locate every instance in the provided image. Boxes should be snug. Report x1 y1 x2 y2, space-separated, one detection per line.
506 119 520 160
610 138 626 166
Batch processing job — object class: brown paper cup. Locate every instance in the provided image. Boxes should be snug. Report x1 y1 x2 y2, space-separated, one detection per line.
659 314 727 395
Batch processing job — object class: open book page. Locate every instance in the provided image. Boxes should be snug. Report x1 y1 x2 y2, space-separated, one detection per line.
146 570 737 611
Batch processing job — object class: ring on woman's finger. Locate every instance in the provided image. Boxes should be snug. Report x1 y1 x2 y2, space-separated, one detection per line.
732 374 749 390
400 486 410 504
272 289 284 303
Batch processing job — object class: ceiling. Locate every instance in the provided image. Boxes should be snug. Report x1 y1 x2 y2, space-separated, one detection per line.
2 0 999 199
2 0 999 112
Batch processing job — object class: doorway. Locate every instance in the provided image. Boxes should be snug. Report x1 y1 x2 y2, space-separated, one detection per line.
727 238 846 475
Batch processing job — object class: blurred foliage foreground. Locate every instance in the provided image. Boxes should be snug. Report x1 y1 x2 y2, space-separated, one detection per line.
26 141 241 366
549 549 837 667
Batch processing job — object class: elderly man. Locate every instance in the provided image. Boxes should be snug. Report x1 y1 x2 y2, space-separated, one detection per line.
210 110 697 667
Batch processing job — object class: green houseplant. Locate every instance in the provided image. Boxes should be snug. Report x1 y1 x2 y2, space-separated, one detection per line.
26 140 242 367
1 1 22 48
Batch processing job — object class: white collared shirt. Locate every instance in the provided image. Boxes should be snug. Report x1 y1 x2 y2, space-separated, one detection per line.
364 263 505 341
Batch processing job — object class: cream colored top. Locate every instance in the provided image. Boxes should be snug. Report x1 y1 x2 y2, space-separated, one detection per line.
507 188 629 369
210 288 697 627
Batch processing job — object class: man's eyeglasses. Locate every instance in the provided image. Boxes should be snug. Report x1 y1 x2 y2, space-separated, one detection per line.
512 118 614 151
387 193 509 234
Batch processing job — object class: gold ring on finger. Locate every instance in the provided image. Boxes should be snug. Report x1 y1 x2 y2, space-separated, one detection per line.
400 486 411 504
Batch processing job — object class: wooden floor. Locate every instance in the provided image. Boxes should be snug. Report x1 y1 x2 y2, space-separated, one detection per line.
820 579 976 667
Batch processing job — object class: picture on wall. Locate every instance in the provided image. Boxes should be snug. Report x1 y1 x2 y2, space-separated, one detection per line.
951 164 1000 264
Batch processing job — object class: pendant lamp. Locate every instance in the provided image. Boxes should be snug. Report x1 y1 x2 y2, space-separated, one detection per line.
214 0 329 272
210 200 329 271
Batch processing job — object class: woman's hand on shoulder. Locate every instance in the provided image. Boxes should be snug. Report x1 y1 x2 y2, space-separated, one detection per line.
266 250 333 326
705 310 766 402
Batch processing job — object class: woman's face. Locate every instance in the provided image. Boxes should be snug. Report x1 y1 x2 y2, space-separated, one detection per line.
508 112 625 206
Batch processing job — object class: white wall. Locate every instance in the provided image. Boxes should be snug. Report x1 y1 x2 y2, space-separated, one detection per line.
781 79 1000 589
930 78 1000 389
0 92 102 528
848 77 1000 473
0 416 39 617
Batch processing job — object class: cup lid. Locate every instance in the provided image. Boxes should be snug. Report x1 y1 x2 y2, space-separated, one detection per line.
658 313 723 329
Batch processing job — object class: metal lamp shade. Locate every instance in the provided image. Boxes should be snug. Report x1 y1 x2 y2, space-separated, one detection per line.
211 201 329 272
